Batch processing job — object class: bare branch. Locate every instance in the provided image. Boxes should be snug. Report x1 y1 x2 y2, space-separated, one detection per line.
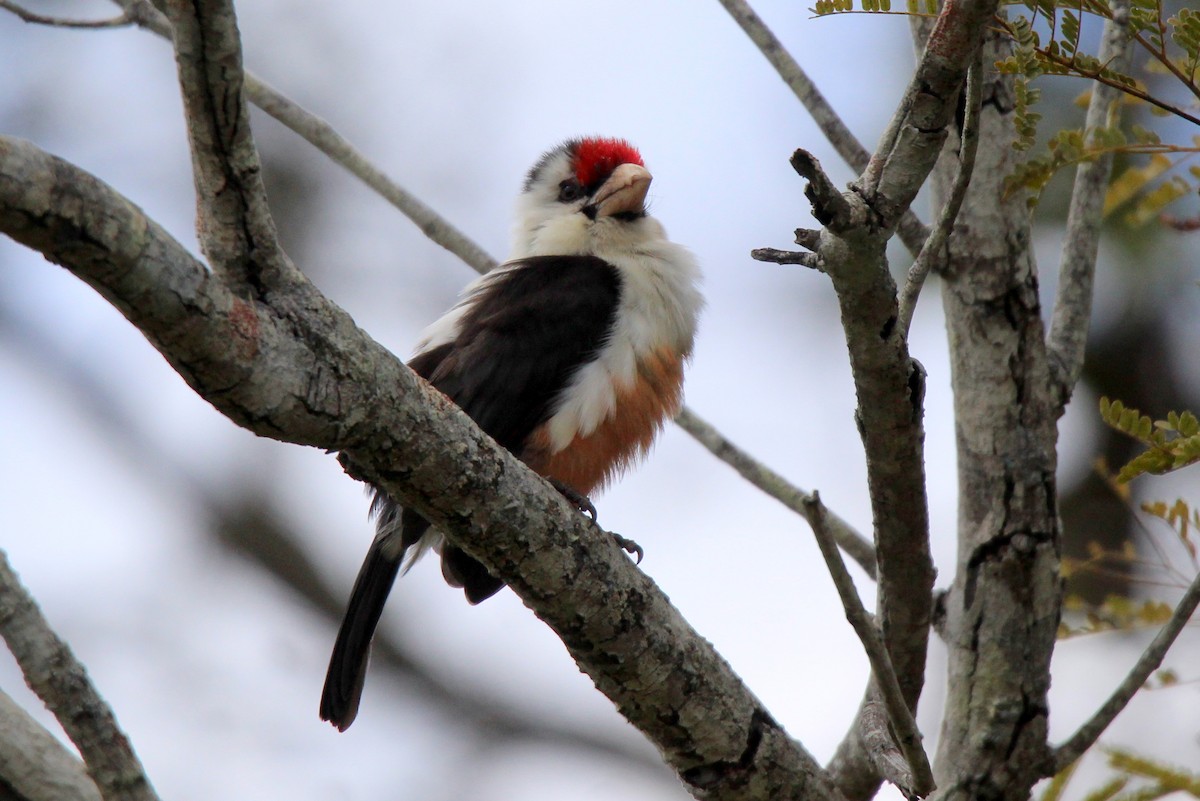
751 247 824 271
714 0 929 254
1047 0 1133 407
0 0 134 28
860 692 916 798
791 149 860 233
804 494 933 798
856 0 998 224
0 688 103 801
795 227 822 251
717 0 869 170
0 550 160 801
1050 567 1200 773
897 55 983 337
162 0 295 287
108 0 501 276
674 408 876 579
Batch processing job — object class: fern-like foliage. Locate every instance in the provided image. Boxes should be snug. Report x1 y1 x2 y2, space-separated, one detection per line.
812 0 1200 222
1098 398 1200 481
1044 748 1200 801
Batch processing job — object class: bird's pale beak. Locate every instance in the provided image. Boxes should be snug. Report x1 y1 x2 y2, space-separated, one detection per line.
590 163 652 218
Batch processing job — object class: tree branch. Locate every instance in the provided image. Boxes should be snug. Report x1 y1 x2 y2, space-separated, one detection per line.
0 688 103 801
675 408 876 579
714 0 930 254
804 494 934 798
0 550 160 801
0 0 136 28
1050 567 1200 773
1046 0 1133 408
929 26 1065 800
897 54 982 338
0 297 673 779
781 3 1000 797
162 0 295 287
750 247 824 270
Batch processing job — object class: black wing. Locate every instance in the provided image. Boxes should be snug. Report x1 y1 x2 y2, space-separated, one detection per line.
427 255 622 452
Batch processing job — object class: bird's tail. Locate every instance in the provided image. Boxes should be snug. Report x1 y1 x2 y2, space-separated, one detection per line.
319 494 428 731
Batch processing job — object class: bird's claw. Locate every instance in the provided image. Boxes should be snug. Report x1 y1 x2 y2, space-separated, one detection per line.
609 531 644 564
549 479 597 521
547 479 641 562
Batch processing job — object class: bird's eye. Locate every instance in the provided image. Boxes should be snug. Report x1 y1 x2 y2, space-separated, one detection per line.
557 179 584 203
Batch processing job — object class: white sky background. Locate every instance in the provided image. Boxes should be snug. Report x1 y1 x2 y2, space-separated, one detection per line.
1 1 1198 800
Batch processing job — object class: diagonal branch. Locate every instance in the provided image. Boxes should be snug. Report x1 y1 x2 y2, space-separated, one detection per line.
1046 0 1134 408
675 408 876 579
804 494 934 798
714 0 930 255
0 550 160 801
1050 567 1200 773
0 687 103 801
0 0 135 28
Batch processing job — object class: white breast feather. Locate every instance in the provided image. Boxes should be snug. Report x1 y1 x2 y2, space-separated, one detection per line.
545 234 702 452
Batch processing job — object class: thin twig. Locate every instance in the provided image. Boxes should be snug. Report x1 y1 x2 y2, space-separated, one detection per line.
0 0 133 28
751 247 824 271
108 0 499 276
860 690 916 796
0 551 160 801
675 409 877 579
715 0 930 255
803 494 934 798
1047 0 1133 404
897 55 983 337
247 74 499 275
1050 566 1200 772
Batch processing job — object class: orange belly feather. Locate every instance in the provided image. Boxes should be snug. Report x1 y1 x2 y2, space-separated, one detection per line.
523 347 685 495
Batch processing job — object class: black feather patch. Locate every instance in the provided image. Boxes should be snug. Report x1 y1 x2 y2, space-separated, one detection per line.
430 255 622 453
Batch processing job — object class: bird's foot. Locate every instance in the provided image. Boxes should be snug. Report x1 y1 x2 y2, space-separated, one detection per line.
608 531 644 564
547 479 642 563
549 479 597 521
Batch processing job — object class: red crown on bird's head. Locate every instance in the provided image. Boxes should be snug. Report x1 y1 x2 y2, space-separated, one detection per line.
573 137 644 189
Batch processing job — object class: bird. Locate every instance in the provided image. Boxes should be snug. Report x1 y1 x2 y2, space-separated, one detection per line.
320 136 703 730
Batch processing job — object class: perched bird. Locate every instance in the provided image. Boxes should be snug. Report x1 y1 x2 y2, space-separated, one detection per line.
320 137 703 730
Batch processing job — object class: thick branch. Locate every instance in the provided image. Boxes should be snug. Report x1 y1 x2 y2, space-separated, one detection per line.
0 550 159 801
929 27 1063 801
0 688 103 801
0 135 843 801
857 0 999 227
0 297 671 778
1046 0 1133 408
